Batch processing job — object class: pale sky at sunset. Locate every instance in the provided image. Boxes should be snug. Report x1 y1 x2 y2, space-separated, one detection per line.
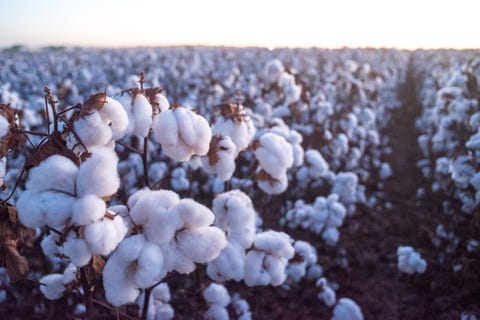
1 0 478 49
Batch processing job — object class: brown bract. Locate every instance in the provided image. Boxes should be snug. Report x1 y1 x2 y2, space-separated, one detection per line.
0 203 30 282
214 102 247 124
255 169 279 186
25 131 80 170
144 88 163 115
0 104 26 158
77 92 108 119
207 135 229 166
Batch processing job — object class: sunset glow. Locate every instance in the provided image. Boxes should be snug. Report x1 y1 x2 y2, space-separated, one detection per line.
1 0 478 49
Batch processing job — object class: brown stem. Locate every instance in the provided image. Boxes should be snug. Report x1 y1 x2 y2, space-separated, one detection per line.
141 286 152 320
80 266 93 320
92 299 138 320
142 136 150 188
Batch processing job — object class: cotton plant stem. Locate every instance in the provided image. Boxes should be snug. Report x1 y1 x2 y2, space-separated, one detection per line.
142 136 150 188
141 286 153 320
80 266 93 320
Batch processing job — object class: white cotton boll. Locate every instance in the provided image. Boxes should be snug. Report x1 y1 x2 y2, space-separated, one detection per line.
25 155 78 194
0 114 9 138
332 298 364 320
17 190 75 228
253 231 294 259
212 115 256 155
207 240 246 282
257 172 288 195
76 147 120 198
128 189 180 225
84 215 127 255
144 209 183 245
176 227 227 263
379 163 393 180
264 59 285 84
103 253 140 306
212 190 256 249
304 149 329 179
63 235 91 267
466 132 480 151
322 227 340 245
72 195 106 225
62 263 77 285
73 111 113 150
161 242 195 274
115 234 146 263
397 246 427 275
264 254 289 285
204 283 231 307
134 242 165 288
201 136 237 181
254 132 293 178
317 279 336 307
175 199 215 228
39 274 65 300
155 93 170 112
41 234 60 256
132 94 152 138
0 157 5 188
244 250 270 286
99 97 129 140
206 305 229 320
332 172 358 204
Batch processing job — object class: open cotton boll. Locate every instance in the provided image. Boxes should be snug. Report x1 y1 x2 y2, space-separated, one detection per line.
207 240 246 282
205 305 229 320
103 253 140 306
332 298 364 320
62 263 78 285
332 172 358 204
17 190 75 228
153 107 212 161
99 97 129 140
204 283 231 307
41 234 60 256
63 233 92 267
128 189 180 225
397 246 427 275
154 93 170 112
174 199 215 228
263 254 290 285
84 215 127 255
264 59 285 84
201 135 237 181
115 234 146 264
253 231 294 259
25 155 78 194
134 242 165 288
160 242 196 274
254 132 293 178
211 110 256 155
73 111 113 150
317 278 336 307
72 195 106 225
76 147 119 198
131 94 153 138
303 149 329 179
212 190 256 248
176 226 227 263
256 172 288 195
0 114 9 138
137 283 174 320
143 209 183 245
244 250 270 286
39 274 65 300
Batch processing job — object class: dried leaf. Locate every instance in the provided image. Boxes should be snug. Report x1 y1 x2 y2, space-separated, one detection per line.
25 131 80 170
0 204 29 281
255 169 279 187
0 104 26 158
207 135 225 166
86 254 105 283
77 92 107 118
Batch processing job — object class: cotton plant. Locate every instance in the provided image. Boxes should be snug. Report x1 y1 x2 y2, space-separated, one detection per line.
39 263 78 300
17 147 127 267
203 283 231 320
103 188 227 306
316 277 336 307
397 246 427 275
252 131 294 194
285 240 320 284
331 172 359 212
137 283 174 320
152 105 212 162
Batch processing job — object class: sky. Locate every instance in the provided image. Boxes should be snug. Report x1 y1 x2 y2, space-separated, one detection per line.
0 0 479 50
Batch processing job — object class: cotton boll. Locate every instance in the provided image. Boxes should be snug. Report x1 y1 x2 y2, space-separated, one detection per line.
134 242 165 288
84 215 127 255
332 298 364 320
264 59 285 84
322 227 340 245
303 149 329 179
63 234 92 267
62 263 78 285
103 253 140 306
161 242 196 274
176 227 227 263
264 254 289 285
115 234 146 263
99 97 129 140
143 209 183 245
211 108 256 155
205 305 229 320
175 198 215 228
128 189 180 225
204 283 231 307
207 240 246 282
25 155 78 194
72 195 106 225
201 135 237 181
155 93 170 112
254 132 293 179
76 147 120 198
244 250 270 286
254 231 294 259
397 246 427 275
256 171 288 195
131 94 153 138
317 278 336 307
39 274 65 300
212 190 256 248
73 111 113 150
41 234 60 256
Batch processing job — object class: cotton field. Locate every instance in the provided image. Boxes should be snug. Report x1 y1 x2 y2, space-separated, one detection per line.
0 46 478 319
